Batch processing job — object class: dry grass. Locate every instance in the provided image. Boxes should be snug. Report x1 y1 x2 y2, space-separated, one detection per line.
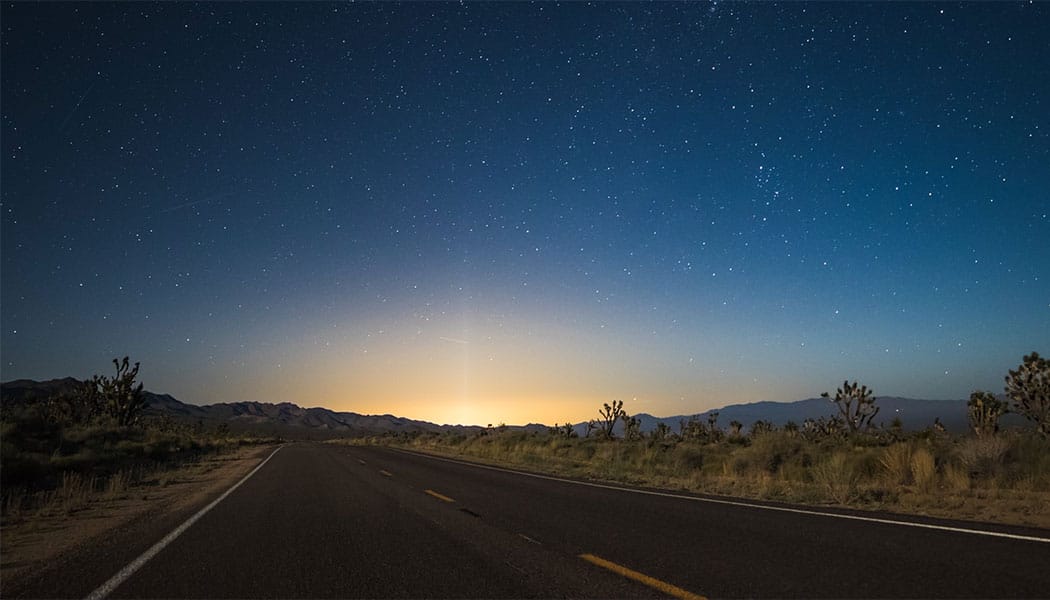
105 469 133 499
879 443 913 486
812 452 858 504
910 448 937 494
356 429 1050 528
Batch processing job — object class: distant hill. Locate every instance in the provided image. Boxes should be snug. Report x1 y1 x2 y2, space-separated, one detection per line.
0 378 480 440
1 378 1030 437
575 397 1029 436
571 397 1029 435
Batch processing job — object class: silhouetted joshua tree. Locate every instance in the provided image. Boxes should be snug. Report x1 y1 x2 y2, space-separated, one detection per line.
822 380 879 432
1005 352 1050 437
967 390 1008 437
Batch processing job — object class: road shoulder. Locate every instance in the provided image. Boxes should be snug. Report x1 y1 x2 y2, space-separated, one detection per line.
1 444 278 599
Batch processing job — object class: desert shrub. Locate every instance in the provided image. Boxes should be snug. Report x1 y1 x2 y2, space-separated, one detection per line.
812 452 859 503
743 431 803 475
728 454 751 476
0 443 49 490
956 435 1010 479
999 433 1050 489
49 448 98 472
672 444 705 472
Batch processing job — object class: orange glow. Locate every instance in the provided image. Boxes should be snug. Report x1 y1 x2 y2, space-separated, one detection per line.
168 307 785 427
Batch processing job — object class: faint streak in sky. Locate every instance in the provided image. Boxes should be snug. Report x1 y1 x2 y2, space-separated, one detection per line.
155 190 243 215
440 336 470 345
58 80 96 132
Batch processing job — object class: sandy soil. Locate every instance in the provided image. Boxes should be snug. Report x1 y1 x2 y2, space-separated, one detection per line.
0 444 278 587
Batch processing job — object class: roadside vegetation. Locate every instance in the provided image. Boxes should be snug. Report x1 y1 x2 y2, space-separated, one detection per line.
366 352 1050 528
1 357 278 525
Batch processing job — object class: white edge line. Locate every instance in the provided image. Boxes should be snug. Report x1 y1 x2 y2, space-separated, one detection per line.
392 448 1050 544
84 445 285 600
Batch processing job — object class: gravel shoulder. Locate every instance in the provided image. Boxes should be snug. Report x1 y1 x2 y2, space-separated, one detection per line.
1 444 278 597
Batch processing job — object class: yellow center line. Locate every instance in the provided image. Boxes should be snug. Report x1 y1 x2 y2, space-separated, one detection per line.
424 489 456 503
379 470 393 477
578 553 706 600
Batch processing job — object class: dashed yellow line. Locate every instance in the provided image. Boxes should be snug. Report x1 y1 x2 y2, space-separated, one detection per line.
579 553 706 600
424 489 456 503
379 470 393 477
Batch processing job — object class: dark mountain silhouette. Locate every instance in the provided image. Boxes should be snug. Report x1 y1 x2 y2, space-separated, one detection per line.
0 377 82 404
0 378 479 439
2 378 1029 437
574 396 1028 436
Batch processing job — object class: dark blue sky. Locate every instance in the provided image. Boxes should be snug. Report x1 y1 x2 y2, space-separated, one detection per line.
3 2 1048 425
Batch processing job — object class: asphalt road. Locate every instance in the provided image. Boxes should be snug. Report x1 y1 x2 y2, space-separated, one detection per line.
11 443 1050 598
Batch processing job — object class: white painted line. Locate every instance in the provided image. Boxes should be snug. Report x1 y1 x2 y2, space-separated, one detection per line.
84 445 285 600
394 449 1050 544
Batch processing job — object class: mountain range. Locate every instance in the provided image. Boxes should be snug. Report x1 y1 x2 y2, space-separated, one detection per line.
0 377 1029 438
0 377 480 439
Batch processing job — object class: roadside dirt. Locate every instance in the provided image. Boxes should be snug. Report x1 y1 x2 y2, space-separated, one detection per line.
0 444 277 590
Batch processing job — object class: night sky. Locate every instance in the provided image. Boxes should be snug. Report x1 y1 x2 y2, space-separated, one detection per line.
3 2 1048 426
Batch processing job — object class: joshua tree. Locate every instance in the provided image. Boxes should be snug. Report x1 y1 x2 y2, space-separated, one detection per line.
707 411 720 430
750 420 775 437
728 420 743 437
822 380 879 432
680 412 724 443
585 420 599 437
594 400 625 439
801 415 846 440
621 413 641 441
553 421 578 438
50 383 104 425
967 390 1008 437
1004 352 1050 437
649 421 671 442
80 357 146 427
679 415 703 440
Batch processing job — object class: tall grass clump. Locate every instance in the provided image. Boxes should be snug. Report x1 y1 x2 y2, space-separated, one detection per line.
879 443 914 487
812 452 859 504
910 448 937 493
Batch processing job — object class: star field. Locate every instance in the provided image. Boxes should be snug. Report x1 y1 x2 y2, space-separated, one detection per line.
2 2 1048 426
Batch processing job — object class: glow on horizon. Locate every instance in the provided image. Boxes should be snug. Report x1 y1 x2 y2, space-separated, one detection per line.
128 298 1036 427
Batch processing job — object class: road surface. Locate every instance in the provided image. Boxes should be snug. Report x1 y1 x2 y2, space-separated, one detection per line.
9 443 1050 598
